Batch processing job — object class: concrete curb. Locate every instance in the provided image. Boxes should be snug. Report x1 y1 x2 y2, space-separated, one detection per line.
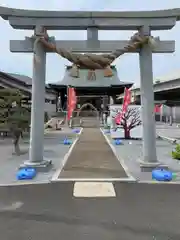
51 178 136 182
157 134 178 144
137 180 180 185
100 128 136 182
51 128 83 181
0 180 51 187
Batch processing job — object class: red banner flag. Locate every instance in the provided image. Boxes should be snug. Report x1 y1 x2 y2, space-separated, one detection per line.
67 87 77 121
154 104 162 113
115 88 131 125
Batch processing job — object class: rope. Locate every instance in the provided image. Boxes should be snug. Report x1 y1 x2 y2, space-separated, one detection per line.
32 30 153 77
33 37 41 63
32 29 48 63
37 32 149 69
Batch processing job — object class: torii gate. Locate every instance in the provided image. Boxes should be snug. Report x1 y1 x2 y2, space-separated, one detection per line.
0 6 178 170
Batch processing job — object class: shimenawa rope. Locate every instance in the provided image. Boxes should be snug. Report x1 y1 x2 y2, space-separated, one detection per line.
32 30 155 77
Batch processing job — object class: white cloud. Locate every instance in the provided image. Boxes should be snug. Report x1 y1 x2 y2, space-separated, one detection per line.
0 0 180 84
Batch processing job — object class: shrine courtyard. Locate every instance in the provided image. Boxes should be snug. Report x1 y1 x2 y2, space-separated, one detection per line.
0 125 180 239
0 123 180 184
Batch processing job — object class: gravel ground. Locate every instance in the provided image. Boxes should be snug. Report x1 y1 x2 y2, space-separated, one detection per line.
0 128 79 185
108 136 180 182
104 123 180 182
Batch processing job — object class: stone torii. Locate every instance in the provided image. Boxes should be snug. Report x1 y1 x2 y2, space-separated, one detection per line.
0 6 178 170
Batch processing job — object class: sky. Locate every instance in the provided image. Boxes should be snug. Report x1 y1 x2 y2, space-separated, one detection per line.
0 0 180 85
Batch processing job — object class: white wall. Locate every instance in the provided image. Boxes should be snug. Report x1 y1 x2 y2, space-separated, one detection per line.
44 102 56 116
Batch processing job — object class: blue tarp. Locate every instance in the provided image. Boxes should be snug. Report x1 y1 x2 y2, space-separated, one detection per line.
17 168 36 180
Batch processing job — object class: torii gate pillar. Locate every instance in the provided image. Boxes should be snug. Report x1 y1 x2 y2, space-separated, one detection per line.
139 26 158 169
29 26 46 165
25 26 51 167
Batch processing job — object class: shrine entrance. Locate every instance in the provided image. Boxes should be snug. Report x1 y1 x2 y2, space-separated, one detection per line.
76 95 101 115
77 103 98 117
0 6 176 169
76 103 100 128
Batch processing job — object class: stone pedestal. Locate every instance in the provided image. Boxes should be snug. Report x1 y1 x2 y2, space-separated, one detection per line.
20 159 52 172
139 161 168 172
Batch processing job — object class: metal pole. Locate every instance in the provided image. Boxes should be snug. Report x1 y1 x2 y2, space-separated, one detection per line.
160 104 163 122
139 26 157 165
169 106 173 126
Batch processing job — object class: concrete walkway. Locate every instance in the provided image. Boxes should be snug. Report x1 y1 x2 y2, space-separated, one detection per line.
59 128 128 179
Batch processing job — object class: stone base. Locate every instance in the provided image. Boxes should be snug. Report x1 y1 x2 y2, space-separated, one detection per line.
19 159 52 172
139 161 169 172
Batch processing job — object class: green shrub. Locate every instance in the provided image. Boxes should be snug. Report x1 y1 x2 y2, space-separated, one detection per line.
0 88 30 154
44 112 49 123
172 144 180 160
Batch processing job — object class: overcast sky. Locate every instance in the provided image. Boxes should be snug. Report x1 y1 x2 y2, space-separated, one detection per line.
0 0 180 85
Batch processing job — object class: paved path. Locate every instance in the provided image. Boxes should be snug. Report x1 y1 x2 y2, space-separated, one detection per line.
0 182 180 239
59 128 128 179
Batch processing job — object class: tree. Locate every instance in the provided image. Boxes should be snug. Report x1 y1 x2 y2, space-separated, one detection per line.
116 107 142 139
44 111 49 123
0 88 31 155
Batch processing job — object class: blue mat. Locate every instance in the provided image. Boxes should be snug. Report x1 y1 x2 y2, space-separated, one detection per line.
63 138 73 145
17 168 36 180
152 169 172 181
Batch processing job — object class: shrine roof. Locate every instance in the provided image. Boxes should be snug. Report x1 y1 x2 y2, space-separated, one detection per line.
5 72 32 86
0 71 56 98
51 66 133 88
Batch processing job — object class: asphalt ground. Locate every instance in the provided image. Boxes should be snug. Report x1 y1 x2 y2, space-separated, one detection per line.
0 182 179 240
